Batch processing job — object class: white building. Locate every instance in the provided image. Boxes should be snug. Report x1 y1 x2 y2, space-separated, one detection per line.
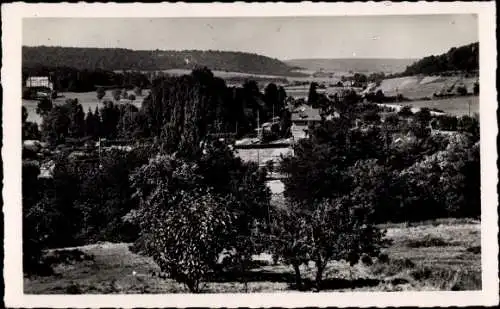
26 76 54 90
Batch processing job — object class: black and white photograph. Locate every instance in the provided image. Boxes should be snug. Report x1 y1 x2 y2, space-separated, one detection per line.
2 2 498 308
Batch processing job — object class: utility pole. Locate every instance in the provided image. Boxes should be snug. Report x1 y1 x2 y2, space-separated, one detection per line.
257 110 260 166
257 109 262 140
98 137 103 169
468 100 471 117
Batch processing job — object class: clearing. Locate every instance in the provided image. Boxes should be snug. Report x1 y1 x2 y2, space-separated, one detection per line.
374 75 478 99
395 96 479 117
23 91 148 125
24 218 481 293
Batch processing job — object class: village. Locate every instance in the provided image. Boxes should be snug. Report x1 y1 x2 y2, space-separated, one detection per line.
23 70 477 189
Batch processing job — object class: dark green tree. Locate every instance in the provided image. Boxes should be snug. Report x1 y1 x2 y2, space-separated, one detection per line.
36 97 53 116
473 82 479 95
100 100 121 139
307 82 319 107
41 105 71 145
96 87 106 102
112 89 121 102
22 106 29 123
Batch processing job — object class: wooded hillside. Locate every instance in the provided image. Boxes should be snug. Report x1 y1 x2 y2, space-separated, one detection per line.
22 46 302 76
401 42 479 76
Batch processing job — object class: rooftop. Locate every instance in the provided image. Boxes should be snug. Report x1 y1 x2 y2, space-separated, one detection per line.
291 105 323 122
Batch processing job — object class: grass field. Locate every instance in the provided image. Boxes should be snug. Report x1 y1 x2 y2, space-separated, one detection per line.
23 91 148 125
24 218 481 294
395 96 479 117
375 76 478 99
285 58 416 75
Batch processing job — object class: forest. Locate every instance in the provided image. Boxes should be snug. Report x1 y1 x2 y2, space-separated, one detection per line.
400 42 479 76
22 46 303 76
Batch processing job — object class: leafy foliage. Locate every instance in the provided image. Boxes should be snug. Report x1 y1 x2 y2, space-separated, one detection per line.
23 161 46 274
22 107 41 141
96 87 106 101
128 141 271 290
129 155 226 291
36 97 53 116
402 42 478 75
269 196 385 290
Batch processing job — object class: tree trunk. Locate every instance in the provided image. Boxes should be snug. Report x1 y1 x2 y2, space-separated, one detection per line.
292 263 302 290
186 279 200 293
315 262 324 291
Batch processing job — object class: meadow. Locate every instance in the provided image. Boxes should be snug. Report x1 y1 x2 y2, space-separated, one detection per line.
24 218 481 294
396 96 479 117
375 76 478 99
23 91 148 125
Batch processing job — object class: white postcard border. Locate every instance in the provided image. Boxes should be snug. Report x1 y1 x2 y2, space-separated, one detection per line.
2 2 498 307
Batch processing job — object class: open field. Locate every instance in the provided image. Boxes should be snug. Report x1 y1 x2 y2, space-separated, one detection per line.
24 218 481 294
393 96 479 117
23 91 148 125
163 68 291 80
285 58 416 75
374 75 478 99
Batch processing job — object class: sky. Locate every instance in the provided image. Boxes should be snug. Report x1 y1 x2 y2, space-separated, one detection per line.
23 15 478 60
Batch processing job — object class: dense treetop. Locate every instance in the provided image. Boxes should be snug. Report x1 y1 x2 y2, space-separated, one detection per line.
401 42 479 76
22 46 302 76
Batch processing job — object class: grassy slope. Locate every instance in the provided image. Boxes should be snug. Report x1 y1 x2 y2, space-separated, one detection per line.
375 75 478 99
24 218 481 294
397 96 479 117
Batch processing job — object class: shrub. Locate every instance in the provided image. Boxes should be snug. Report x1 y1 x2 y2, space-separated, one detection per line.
23 161 49 275
23 122 41 141
112 89 121 101
269 197 386 291
65 282 83 294
398 105 413 117
96 87 106 101
450 270 482 290
377 252 390 263
36 97 53 117
130 152 269 292
405 235 450 248
371 258 415 276
466 245 481 254
361 253 374 266
456 85 468 96
130 156 235 292
473 82 479 95
134 86 143 96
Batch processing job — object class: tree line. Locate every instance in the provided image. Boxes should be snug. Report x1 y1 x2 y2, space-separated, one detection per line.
22 66 152 94
23 46 304 76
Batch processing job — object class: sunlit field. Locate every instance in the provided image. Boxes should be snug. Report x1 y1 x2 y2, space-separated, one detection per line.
24 218 480 294
395 96 479 117
23 91 148 125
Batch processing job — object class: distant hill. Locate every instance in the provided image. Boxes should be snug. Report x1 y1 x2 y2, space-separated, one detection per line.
284 58 416 74
22 46 304 77
401 42 479 76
